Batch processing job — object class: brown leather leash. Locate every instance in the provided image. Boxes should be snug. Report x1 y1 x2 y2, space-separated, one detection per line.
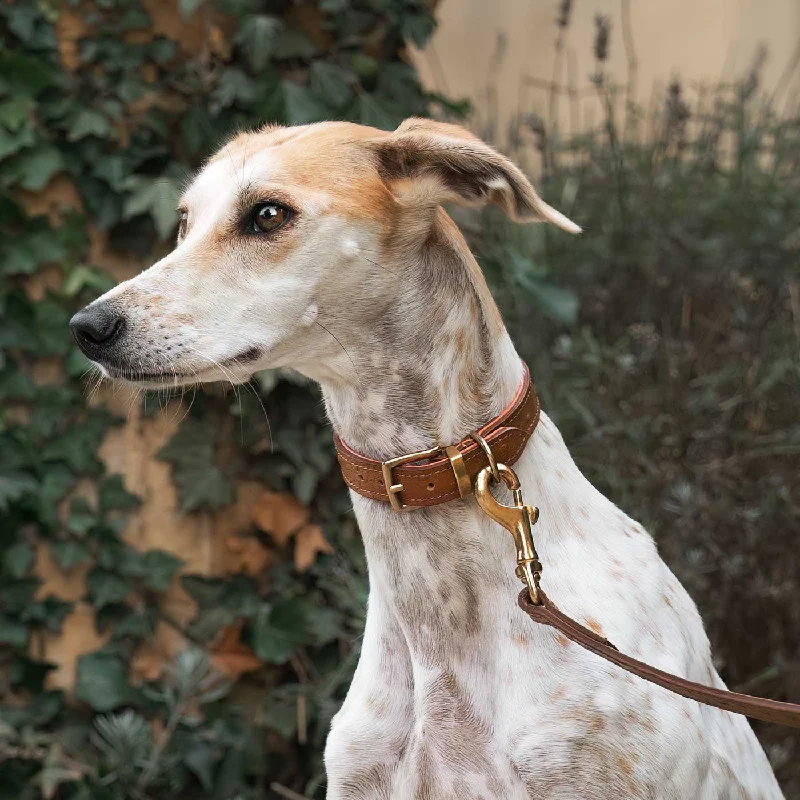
335 362 800 728
518 589 800 727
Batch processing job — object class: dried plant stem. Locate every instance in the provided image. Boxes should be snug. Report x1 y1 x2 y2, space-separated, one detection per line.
620 0 638 134
567 47 580 137
789 281 800 349
548 25 567 134
773 38 800 110
271 782 312 800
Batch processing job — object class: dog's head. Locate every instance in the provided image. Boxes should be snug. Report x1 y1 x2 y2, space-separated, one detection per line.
70 119 577 388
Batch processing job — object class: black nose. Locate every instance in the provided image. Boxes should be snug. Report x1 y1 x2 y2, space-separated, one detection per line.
69 303 124 357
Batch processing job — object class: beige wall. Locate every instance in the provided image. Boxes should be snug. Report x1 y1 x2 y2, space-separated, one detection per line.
414 0 800 143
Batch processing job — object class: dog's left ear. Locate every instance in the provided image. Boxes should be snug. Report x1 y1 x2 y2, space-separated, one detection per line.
369 118 580 233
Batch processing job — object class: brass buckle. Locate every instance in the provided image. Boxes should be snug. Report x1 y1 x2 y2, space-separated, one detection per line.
381 445 442 511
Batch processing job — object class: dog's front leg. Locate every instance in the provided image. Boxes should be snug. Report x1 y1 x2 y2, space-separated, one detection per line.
325 588 413 799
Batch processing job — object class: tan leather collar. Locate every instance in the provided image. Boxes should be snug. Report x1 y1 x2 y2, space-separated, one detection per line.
334 364 540 510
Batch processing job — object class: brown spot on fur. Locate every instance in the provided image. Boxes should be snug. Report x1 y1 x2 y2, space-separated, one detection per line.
616 755 634 776
550 685 567 703
585 617 604 636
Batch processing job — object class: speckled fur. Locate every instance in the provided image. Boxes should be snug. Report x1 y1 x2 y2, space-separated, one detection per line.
80 120 783 799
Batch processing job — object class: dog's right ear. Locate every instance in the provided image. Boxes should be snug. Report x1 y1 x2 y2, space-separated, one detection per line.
368 118 579 233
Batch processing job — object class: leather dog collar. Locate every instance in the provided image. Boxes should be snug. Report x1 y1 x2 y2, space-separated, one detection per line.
334 364 540 510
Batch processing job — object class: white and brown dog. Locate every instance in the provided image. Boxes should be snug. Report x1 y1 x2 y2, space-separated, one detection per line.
71 119 783 799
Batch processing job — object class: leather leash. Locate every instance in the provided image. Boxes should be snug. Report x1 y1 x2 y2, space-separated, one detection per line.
518 589 800 727
335 362 800 727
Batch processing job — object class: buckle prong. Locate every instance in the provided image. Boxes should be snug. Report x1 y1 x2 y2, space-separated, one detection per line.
381 445 442 511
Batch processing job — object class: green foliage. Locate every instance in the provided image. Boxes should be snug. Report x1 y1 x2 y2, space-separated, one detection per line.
0 0 435 796
158 417 234 512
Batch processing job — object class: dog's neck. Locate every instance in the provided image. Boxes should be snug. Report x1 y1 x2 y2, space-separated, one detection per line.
320 210 524 460
314 211 550 674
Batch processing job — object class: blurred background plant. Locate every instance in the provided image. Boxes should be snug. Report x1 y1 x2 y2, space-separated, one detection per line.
1 0 799 797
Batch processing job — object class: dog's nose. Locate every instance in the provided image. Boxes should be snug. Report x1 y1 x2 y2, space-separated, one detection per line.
69 303 124 357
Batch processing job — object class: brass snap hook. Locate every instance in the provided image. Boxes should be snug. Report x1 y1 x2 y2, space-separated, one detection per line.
474 462 543 604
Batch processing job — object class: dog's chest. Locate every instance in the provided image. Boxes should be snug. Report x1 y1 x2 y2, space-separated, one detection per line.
326 625 776 800
325 555 782 800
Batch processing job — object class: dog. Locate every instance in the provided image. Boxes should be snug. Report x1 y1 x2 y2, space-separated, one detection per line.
71 119 783 799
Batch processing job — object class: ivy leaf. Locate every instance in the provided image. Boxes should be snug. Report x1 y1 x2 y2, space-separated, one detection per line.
309 61 355 109
4 542 34 579
67 109 111 142
51 540 92 570
37 467 78 530
40 411 109 473
183 740 216 791
0 51 53 98
22 597 73 634
66 497 97 536
0 230 67 276
212 68 258 110
357 92 399 130
140 550 184 591
17 146 63 191
86 568 131 609
0 362 35 400
282 81 330 125
0 123 35 159
0 96 35 131
401 12 436 48
350 52 379 81
273 29 317 60
75 652 130 711
9 655 57 692
178 0 205 19
252 599 308 664
0 578 38 616
0 615 29 648
99 475 141 514
0 471 37 511
234 15 283 72
62 265 116 297
157 418 233 512
112 611 153 640
122 175 182 241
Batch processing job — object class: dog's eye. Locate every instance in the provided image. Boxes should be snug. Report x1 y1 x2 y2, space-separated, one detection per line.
177 210 188 242
252 203 290 234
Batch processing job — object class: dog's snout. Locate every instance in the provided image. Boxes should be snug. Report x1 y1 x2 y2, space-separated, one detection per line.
70 303 124 357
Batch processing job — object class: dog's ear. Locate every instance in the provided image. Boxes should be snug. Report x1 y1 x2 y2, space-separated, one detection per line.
368 118 580 233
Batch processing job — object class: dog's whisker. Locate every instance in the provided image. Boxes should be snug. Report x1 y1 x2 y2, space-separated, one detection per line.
173 383 198 428
357 252 401 279
313 320 362 390
228 354 274 452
